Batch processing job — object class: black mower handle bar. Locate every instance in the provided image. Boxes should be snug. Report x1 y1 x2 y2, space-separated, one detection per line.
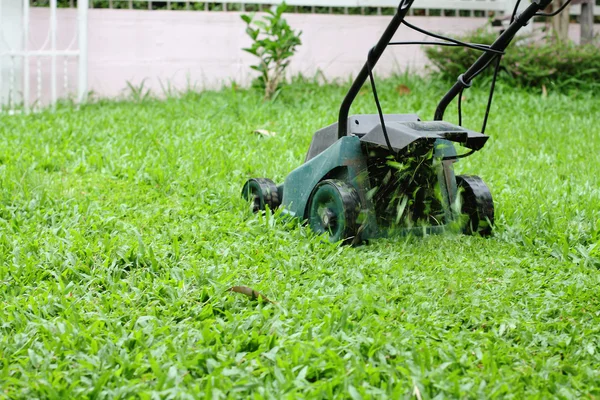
337 0 415 139
337 0 554 139
434 0 553 121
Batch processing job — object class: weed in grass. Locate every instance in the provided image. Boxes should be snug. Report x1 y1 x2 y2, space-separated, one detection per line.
0 76 599 398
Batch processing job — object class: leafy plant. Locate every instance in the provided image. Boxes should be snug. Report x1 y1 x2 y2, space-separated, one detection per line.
241 3 302 100
424 26 600 90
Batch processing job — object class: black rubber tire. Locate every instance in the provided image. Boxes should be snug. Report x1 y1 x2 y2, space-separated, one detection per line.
241 178 280 213
307 179 362 244
456 175 494 237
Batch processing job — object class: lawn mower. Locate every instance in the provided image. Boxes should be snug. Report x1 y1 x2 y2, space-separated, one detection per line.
242 0 562 244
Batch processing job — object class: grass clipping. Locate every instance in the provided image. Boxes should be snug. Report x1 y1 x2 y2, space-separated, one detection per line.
368 148 446 230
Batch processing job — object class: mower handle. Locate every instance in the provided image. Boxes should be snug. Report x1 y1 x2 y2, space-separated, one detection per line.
434 0 553 121
337 0 415 139
338 0 558 138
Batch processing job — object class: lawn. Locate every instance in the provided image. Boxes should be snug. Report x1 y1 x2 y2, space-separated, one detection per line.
0 76 599 399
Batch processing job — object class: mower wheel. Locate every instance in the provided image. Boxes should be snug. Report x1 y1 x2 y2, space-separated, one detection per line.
242 178 280 213
456 175 494 237
307 179 362 244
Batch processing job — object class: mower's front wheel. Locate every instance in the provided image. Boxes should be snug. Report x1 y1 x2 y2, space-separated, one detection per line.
307 179 362 244
242 178 280 213
456 175 494 237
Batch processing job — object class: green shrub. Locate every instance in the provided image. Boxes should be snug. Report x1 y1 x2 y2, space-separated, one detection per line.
424 27 600 90
241 3 303 101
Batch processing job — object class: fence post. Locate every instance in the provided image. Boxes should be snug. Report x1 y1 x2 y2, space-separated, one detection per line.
78 0 88 104
0 2 3 107
51 0 57 109
580 0 594 44
23 0 30 112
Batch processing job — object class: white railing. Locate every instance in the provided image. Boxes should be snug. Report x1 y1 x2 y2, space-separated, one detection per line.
85 0 507 16
0 0 88 112
132 0 506 9
80 0 600 17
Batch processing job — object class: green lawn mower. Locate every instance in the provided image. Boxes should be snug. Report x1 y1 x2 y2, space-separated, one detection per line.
242 0 563 245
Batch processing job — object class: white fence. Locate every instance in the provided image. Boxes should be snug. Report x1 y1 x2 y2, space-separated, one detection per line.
86 0 599 16
0 0 88 112
90 0 504 15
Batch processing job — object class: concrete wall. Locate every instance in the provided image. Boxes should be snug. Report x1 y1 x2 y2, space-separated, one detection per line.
28 8 493 103
83 10 490 98
23 8 599 104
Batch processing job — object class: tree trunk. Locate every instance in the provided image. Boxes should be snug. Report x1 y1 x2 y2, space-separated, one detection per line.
580 0 595 45
550 0 571 41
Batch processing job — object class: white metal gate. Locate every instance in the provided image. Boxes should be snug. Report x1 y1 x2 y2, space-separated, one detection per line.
0 0 88 113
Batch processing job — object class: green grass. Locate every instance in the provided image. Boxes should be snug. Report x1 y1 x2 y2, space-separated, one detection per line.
1 76 599 399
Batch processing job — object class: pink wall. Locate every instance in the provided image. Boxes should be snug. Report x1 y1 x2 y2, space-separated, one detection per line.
29 8 595 103
86 10 492 98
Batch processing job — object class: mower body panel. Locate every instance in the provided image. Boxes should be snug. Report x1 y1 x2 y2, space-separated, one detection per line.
360 120 489 152
281 131 466 240
283 135 373 223
304 114 420 162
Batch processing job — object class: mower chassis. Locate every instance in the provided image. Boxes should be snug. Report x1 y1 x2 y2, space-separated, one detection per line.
279 134 460 240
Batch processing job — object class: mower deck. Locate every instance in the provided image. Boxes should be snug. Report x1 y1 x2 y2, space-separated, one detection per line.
243 114 494 244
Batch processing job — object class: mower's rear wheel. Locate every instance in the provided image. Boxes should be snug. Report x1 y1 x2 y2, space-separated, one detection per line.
242 178 280 213
456 175 494 237
307 179 362 244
